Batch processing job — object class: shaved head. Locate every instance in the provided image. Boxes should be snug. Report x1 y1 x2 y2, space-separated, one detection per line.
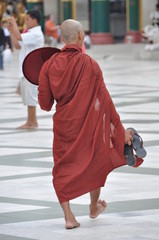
61 19 84 46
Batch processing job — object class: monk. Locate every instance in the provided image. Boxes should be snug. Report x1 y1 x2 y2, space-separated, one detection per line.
38 19 134 229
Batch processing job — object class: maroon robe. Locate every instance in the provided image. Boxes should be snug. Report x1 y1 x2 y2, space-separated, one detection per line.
38 45 126 203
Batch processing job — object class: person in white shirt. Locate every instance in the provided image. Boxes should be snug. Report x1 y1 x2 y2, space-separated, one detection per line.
8 10 44 129
150 3 159 27
84 31 92 49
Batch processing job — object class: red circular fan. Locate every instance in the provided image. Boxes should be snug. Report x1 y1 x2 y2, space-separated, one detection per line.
22 47 61 85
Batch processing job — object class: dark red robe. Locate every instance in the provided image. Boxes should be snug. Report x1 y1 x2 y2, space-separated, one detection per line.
38 45 126 203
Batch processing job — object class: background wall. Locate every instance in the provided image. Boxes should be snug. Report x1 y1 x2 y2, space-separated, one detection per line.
43 0 59 22
43 0 159 30
76 0 89 31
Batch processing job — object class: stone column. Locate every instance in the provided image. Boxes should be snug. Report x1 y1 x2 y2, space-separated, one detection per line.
61 0 76 21
26 0 44 31
124 0 142 43
91 0 114 44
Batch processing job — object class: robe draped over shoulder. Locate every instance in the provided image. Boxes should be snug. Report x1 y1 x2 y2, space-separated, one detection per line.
38 45 126 203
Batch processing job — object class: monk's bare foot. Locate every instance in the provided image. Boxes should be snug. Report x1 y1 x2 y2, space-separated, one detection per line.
16 122 38 129
65 215 80 229
89 199 107 219
65 220 80 229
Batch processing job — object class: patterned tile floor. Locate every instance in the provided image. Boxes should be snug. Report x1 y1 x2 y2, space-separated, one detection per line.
0 44 159 240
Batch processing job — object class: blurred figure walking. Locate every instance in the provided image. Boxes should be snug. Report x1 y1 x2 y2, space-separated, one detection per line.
45 14 60 47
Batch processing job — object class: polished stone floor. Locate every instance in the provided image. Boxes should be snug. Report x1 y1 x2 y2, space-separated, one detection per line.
0 44 159 240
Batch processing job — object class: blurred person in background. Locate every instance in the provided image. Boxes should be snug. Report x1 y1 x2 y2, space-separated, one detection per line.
2 18 12 51
150 3 159 27
84 31 92 49
45 14 60 47
8 10 44 129
0 25 6 70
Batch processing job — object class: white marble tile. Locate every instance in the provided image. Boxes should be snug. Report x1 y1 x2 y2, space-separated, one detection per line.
0 202 48 213
0 166 50 177
0 148 50 156
0 176 56 202
0 210 158 240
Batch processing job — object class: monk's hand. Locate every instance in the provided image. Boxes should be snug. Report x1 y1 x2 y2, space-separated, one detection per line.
125 129 133 145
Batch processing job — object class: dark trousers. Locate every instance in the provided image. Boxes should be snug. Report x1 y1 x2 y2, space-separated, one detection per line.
0 45 4 70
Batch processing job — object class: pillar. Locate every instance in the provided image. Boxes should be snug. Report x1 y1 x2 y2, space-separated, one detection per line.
91 0 114 44
26 0 44 31
124 0 142 43
61 0 76 21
